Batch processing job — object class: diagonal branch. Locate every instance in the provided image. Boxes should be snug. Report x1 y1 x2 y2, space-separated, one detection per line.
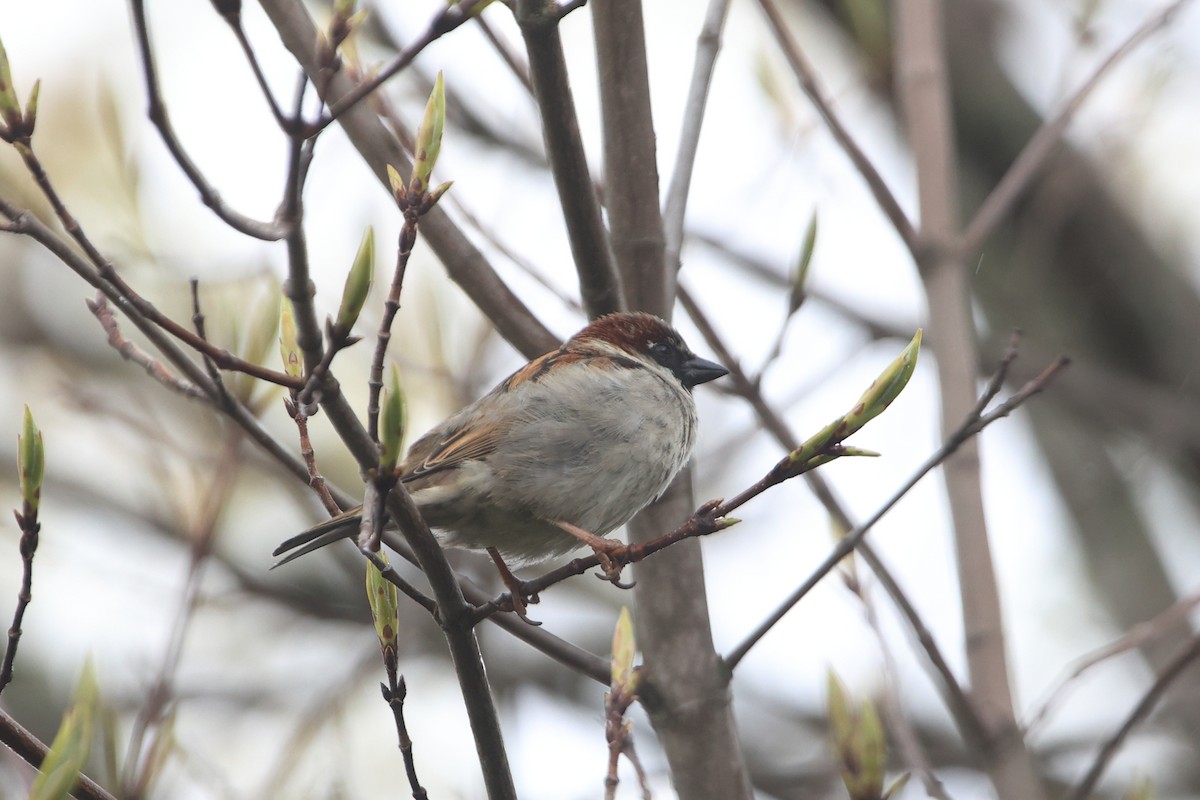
755 0 917 253
959 0 1194 256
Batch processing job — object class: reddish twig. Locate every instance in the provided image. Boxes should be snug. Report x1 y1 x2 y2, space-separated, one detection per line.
86 295 207 400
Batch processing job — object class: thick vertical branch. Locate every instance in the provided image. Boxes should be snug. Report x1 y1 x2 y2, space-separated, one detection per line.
591 0 667 313
593 1 752 797
516 0 624 318
894 1 1045 797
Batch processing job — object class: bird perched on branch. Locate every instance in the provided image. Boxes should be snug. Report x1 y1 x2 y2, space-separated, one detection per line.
273 312 727 617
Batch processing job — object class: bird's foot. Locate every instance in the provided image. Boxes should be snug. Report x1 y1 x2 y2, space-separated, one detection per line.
487 547 541 626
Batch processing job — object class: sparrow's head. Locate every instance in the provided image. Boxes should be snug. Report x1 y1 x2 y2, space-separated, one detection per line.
573 312 729 390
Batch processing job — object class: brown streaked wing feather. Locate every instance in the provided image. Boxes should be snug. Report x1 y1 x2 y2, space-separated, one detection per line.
400 343 644 483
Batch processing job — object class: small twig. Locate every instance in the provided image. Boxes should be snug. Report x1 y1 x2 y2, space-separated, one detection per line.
128 0 287 240
754 0 917 253
368 207 419 442
474 14 533 93
1068 633 1200 800
0 497 40 697
122 439 240 796
214 4 294 131
1026 589 1200 736
311 0 489 136
189 279 235 409
10 144 301 388
663 0 731 273
959 0 1194 256
284 397 341 515
0 708 118 800
381 676 428 799
724 355 1071 671
86 295 207 400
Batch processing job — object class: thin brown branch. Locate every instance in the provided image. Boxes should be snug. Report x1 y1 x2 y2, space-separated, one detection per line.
0 499 39 697
959 0 1194 256
368 205 419 442
516 0 624 317
0 200 338 501
1026 589 1200 736
285 397 342 516
755 0 917 253
723 355 1070 671
381 675 428 799
122 442 239 797
311 0 489 136
11 145 302 388
678 285 987 750
663 0 731 274
215 5 294 131
1068 633 1200 800
86 295 207 400
128 0 288 240
0 708 119 800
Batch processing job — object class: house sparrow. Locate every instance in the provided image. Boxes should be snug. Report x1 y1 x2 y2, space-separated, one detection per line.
272 312 727 585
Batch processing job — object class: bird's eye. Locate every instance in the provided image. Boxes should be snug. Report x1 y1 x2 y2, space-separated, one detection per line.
648 341 675 365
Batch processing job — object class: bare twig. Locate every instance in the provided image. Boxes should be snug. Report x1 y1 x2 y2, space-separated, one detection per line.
8 146 302 388
311 0 490 136
679 285 986 749
1068 633 1200 800
284 397 342 516
1026 589 1200 735
959 0 1194 256
122 442 241 797
382 676 428 799
86 295 207 400
755 0 917 253
0 492 40 697
724 356 1070 671
128 0 287 240
663 0 731 274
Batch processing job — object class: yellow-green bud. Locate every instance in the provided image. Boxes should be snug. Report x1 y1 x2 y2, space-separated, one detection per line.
278 298 302 379
409 72 445 195
18 405 44 513
789 210 817 315
29 660 98 800
365 554 400 659
610 607 637 694
379 364 406 472
335 227 374 334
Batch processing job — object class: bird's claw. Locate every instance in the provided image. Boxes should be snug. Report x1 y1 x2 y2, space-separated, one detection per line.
592 547 635 589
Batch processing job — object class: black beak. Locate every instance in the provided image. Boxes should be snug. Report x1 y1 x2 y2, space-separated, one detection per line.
679 355 729 389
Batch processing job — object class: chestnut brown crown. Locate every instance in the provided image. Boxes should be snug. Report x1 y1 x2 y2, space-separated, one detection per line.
573 312 728 389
